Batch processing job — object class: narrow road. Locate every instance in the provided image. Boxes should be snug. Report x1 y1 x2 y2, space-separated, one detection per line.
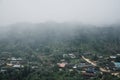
82 56 120 77
82 56 110 72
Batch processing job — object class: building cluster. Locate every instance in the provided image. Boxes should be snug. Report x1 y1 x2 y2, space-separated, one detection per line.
0 52 120 78
0 57 25 72
56 53 99 77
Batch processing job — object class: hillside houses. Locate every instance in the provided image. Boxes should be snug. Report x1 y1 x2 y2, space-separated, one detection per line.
6 57 24 68
0 58 6 66
113 62 120 70
63 53 76 59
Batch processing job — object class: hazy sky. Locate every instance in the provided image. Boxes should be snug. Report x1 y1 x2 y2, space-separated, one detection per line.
0 0 120 26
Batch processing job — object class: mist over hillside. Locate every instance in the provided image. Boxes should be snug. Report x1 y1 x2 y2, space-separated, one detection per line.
1 0 120 80
0 22 120 55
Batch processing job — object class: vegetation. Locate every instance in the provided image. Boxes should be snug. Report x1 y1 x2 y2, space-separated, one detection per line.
0 23 120 80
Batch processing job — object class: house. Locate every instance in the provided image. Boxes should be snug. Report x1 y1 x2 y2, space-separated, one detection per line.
8 57 23 65
60 59 65 62
6 63 13 66
83 52 91 55
63 54 68 58
13 64 24 68
7 57 24 68
110 56 116 59
86 67 96 74
73 65 77 69
32 66 38 69
117 54 120 56
57 62 68 68
0 59 6 66
113 62 120 69
77 63 86 68
0 67 7 73
82 72 95 77
81 67 97 77
109 56 117 61
68 53 76 58
77 62 93 68
98 56 103 59
69 69 73 72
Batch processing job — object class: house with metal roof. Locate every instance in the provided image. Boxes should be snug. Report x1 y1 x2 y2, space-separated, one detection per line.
113 62 120 70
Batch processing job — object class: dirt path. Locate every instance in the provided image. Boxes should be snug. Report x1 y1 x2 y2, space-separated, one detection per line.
82 56 109 72
81 56 120 76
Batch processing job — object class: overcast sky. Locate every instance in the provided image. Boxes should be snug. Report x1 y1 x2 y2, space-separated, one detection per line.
0 0 120 26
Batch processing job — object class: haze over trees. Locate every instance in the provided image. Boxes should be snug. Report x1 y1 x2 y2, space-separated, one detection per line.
1 0 120 80
0 22 120 56
0 22 120 80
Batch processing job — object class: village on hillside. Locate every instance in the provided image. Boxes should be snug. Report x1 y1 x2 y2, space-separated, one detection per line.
0 52 120 79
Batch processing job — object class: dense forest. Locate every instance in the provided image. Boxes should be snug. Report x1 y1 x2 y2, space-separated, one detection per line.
0 23 120 56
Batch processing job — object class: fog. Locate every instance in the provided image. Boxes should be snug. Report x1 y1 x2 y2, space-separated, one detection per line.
0 0 120 26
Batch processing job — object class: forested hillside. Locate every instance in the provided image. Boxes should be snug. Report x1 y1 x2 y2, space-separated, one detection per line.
0 23 120 56
0 23 120 80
